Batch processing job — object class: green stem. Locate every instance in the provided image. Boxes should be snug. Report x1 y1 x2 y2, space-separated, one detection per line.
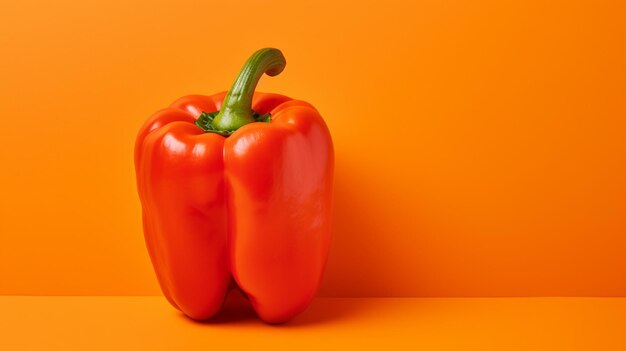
210 48 286 132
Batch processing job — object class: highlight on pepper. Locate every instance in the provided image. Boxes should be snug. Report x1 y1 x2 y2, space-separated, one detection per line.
134 48 334 324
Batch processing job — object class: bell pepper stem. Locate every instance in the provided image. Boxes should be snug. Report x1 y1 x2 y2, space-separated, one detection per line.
211 48 286 132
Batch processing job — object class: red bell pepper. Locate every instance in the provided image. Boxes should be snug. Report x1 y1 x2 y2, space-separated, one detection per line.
134 48 333 323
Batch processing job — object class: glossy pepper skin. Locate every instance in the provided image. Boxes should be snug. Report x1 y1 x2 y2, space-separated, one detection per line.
134 48 333 323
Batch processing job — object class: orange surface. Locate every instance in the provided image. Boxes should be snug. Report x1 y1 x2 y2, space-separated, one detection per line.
1 0 626 297
1 296 626 350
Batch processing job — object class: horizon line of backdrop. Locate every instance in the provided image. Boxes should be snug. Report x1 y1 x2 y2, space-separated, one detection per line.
1 0 625 297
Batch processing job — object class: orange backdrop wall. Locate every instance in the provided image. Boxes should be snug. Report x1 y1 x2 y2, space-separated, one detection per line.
1 0 625 297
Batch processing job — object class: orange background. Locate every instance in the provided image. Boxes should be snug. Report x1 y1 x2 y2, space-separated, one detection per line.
0 0 625 297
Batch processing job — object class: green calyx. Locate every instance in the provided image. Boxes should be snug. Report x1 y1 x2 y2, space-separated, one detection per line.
195 110 272 136
195 48 286 136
